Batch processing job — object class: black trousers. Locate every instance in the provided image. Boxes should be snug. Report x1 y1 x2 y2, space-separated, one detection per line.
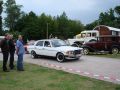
2 51 9 71
9 51 15 69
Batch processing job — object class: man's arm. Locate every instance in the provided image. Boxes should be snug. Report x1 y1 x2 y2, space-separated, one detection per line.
16 47 19 55
16 41 19 55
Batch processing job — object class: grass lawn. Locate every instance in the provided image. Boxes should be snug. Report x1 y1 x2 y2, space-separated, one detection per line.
88 54 120 59
0 63 120 90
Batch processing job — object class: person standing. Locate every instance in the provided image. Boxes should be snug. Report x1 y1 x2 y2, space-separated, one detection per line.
16 35 25 71
0 33 10 72
9 34 15 70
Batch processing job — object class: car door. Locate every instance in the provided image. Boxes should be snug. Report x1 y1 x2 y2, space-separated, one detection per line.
34 41 44 55
43 41 57 57
91 39 105 51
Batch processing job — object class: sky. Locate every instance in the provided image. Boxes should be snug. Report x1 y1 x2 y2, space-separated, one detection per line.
3 0 120 25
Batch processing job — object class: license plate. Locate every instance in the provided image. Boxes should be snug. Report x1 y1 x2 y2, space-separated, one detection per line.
75 54 81 57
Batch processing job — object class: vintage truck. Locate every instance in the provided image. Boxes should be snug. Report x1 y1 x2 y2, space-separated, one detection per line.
82 35 120 54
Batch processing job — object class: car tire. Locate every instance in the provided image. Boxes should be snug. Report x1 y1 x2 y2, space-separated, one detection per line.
83 48 89 55
111 47 119 54
56 53 65 62
31 51 38 59
76 57 80 60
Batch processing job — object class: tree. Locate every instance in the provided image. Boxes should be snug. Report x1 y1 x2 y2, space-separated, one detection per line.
0 0 3 35
114 6 120 28
99 8 115 26
15 11 84 40
85 7 119 29
115 6 120 17
4 0 22 31
85 20 99 30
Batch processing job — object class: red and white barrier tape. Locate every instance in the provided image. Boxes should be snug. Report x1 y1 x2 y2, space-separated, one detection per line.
41 62 120 83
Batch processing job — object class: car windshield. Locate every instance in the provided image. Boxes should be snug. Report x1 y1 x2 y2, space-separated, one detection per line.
51 40 67 47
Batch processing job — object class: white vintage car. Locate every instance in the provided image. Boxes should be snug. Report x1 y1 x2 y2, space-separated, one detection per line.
27 39 83 62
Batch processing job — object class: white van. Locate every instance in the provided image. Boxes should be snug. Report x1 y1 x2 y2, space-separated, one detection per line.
67 30 99 47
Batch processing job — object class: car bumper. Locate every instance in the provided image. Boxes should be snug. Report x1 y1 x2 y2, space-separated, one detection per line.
65 54 82 60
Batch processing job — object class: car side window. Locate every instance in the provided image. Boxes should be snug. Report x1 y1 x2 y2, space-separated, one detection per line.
36 41 43 46
89 39 97 43
44 41 51 47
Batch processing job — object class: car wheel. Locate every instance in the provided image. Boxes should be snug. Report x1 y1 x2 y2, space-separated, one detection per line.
83 48 89 55
31 51 38 59
76 57 80 60
111 47 119 54
56 53 65 62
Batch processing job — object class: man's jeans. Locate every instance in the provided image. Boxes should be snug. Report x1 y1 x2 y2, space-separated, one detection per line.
17 54 24 70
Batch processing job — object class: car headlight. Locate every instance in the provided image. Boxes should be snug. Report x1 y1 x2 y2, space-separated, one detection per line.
66 51 74 55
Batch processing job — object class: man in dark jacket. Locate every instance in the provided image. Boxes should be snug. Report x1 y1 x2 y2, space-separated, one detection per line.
0 33 10 72
9 34 15 69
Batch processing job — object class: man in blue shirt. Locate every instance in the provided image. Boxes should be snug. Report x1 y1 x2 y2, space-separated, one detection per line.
16 35 25 71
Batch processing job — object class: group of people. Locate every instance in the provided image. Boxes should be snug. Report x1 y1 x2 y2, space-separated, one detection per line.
0 33 25 72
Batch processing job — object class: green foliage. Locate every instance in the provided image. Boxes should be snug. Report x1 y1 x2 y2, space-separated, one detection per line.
0 62 119 90
85 20 99 30
4 0 23 31
115 6 120 17
99 8 116 27
0 1 3 35
15 12 84 40
85 6 120 29
9 31 22 41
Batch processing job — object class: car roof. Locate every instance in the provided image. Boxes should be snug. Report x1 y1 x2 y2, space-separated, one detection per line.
36 39 61 42
97 35 120 38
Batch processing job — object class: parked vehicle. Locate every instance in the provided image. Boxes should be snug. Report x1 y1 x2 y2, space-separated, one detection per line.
27 39 83 62
67 25 120 47
82 35 120 55
67 30 99 47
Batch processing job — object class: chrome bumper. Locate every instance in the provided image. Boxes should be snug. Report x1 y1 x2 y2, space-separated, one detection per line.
65 54 82 59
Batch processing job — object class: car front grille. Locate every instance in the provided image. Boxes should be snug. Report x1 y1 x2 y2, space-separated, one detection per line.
74 50 81 55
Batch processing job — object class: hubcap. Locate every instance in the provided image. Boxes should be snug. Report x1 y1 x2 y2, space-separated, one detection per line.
31 52 35 58
57 54 64 62
83 48 89 55
112 48 118 54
